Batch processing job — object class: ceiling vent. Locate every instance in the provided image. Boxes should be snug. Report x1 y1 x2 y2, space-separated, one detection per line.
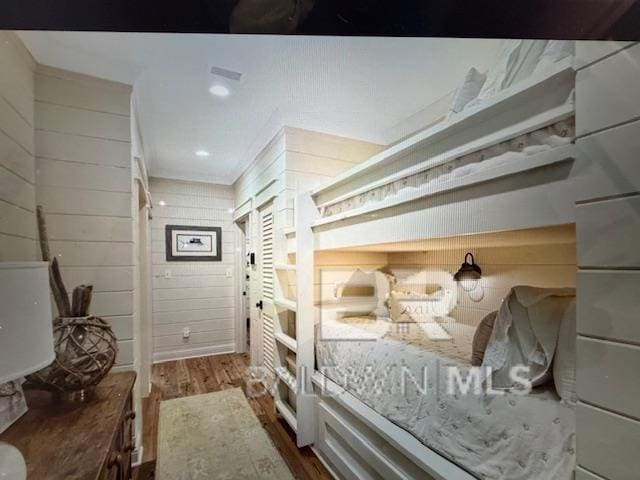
210 65 243 82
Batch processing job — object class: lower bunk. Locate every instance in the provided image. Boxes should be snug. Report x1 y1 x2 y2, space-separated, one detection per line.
309 257 577 480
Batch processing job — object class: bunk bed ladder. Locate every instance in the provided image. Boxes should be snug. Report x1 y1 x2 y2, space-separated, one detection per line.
271 193 316 448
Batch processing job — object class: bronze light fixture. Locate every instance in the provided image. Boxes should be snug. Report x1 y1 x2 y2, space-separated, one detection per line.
454 252 482 291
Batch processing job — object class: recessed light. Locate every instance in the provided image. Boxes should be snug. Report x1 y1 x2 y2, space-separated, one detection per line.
195 150 210 157
158 200 166 206
209 84 230 97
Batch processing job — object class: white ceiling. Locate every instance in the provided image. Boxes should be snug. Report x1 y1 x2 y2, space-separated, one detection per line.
18 32 499 185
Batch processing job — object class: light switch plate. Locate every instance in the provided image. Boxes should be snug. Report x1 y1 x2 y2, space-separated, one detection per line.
164 269 172 279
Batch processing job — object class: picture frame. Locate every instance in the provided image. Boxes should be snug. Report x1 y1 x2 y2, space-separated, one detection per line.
165 225 222 261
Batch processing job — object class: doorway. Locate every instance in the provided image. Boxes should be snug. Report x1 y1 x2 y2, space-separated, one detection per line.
234 215 252 355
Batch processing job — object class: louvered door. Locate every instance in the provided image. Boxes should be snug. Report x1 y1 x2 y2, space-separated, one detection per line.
259 202 275 376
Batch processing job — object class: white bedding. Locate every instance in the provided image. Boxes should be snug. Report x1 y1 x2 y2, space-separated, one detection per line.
316 317 576 480
320 118 575 219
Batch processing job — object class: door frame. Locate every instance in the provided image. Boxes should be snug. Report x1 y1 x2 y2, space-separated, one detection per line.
233 213 250 355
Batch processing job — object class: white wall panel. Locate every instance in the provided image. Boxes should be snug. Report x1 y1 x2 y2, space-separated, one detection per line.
0 129 34 182
0 164 36 211
36 129 130 167
150 177 236 362
577 403 640 479
37 185 132 217
574 41 633 70
577 194 640 268
35 101 130 142
35 67 130 116
576 43 640 136
60 266 134 292
0 32 36 262
388 244 576 326
36 157 131 192
577 270 640 345
577 337 640 420
34 68 133 367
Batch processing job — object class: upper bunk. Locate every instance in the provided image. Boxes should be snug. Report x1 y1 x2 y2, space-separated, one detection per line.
304 56 611 252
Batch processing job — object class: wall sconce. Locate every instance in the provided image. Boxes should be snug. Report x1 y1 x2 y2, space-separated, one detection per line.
454 252 482 293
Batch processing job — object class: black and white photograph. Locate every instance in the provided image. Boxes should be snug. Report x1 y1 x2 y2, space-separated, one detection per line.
165 225 222 261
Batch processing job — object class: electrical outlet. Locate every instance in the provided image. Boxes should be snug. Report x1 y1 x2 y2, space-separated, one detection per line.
164 269 172 279
182 327 190 339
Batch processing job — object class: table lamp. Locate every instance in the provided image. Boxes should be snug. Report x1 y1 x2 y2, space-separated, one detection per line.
0 262 55 479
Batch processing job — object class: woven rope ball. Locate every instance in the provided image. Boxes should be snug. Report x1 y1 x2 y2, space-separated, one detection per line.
28 316 118 393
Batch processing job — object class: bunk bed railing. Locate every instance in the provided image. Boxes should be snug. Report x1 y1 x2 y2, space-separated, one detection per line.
313 144 576 228
311 57 575 208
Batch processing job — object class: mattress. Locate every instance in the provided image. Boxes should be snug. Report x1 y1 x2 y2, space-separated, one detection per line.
316 316 576 480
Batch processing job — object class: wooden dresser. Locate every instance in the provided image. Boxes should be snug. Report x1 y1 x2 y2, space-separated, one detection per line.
0 372 136 480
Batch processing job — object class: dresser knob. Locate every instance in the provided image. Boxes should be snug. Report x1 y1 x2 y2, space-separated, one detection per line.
126 410 136 420
108 452 122 469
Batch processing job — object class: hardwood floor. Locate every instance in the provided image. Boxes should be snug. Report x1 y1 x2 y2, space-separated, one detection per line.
134 353 332 480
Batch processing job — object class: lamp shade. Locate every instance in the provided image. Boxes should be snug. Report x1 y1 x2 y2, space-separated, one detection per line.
0 262 55 384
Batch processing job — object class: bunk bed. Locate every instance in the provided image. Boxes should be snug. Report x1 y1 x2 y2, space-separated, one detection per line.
273 43 616 480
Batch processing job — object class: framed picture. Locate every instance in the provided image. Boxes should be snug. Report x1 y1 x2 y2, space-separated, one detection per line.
165 225 222 261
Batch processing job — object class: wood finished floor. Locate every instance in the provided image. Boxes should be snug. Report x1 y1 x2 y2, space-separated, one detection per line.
134 353 332 480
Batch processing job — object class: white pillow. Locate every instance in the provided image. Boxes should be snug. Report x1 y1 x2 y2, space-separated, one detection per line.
533 40 575 75
553 299 577 403
476 40 523 101
482 286 576 389
449 67 486 115
389 289 454 322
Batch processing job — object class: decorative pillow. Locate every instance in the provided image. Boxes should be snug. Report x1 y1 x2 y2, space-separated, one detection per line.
449 67 487 115
389 289 454 322
482 286 576 389
476 40 523 101
533 40 574 75
471 311 497 366
553 299 577 403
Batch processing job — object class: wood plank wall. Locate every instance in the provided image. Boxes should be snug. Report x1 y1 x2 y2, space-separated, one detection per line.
233 126 382 366
33 65 134 368
574 41 640 480
149 177 236 363
388 243 576 326
0 32 36 261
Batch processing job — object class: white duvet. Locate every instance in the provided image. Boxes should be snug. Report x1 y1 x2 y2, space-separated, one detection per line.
316 318 576 480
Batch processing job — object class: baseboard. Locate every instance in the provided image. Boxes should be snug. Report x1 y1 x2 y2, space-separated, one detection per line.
152 344 235 364
311 445 340 480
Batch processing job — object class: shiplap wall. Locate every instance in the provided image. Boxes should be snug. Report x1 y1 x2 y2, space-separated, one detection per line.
574 42 640 480
388 243 577 326
149 177 236 363
233 126 382 366
33 65 134 368
0 32 36 261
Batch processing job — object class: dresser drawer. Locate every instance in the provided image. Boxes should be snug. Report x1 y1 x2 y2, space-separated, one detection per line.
577 270 640 344
576 43 640 136
577 194 640 268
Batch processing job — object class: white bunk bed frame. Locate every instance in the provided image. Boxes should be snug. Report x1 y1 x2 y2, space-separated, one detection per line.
279 58 625 479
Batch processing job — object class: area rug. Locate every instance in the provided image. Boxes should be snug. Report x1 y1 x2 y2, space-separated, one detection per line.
157 388 294 480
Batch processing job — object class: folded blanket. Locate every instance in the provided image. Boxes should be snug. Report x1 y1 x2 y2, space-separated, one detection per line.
482 286 575 389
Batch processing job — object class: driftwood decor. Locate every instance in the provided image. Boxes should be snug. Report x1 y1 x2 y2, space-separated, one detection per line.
27 207 118 396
